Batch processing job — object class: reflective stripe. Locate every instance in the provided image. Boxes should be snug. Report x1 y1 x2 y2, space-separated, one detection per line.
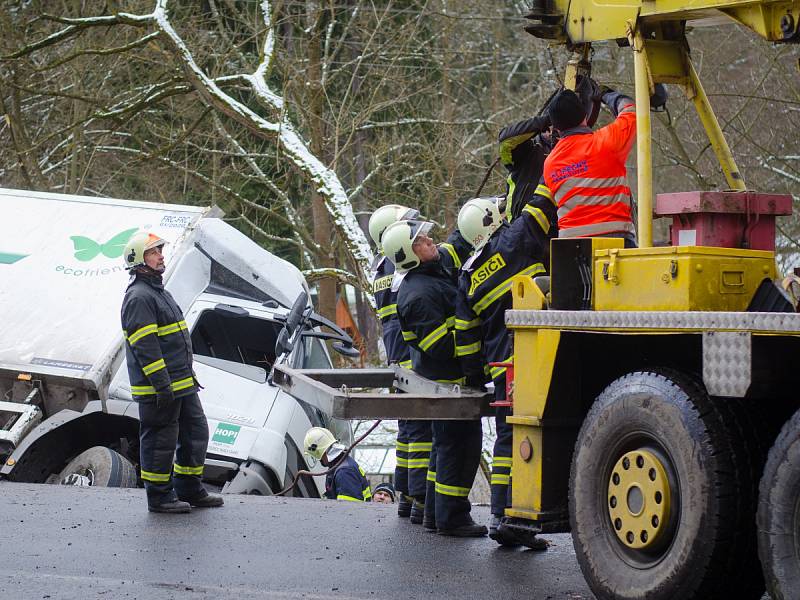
131 385 156 396
396 442 410 451
440 243 461 268
402 330 417 341
455 341 482 357
554 176 628 203
419 323 449 352
337 495 362 502
377 304 397 319
535 183 555 205
557 192 631 220
490 355 514 380
523 205 550 234
171 377 195 392
493 457 513 467
157 320 188 336
435 482 471 497
142 358 166 376
558 220 636 238
455 317 481 331
408 442 432 452
472 263 546 315
491 474 511 485
140 469 171 483
398 359 413 369
405 459 430 468
427 470 437 482
127 324 158 345
396 457 409 467
363 488 372 501
173 463 204 476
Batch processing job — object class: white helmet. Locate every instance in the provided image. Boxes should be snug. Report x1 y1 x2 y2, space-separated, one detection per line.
123 231 167 270
368 204 420 247
303 427 337 461
381 219 434 273
457 197 503 251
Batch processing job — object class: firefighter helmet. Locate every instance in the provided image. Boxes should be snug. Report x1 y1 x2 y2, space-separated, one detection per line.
303 427 337 461
458 197 503 250
381 219 434 273
123 231 167 270
368 204 420 247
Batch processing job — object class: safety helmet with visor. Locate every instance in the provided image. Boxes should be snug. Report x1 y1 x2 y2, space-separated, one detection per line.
368 204 420 247
380 219 434 274
123 231 167 270
458 197 503 251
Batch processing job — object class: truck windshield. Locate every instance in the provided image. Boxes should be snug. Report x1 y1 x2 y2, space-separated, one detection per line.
191 310 279 370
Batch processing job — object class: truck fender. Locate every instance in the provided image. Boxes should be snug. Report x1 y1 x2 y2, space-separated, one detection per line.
1 399 140 483
222 460 281 495
234 428 289 491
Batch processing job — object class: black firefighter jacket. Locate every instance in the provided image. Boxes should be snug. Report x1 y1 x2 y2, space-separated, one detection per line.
121 272 197 401
455 200 554 385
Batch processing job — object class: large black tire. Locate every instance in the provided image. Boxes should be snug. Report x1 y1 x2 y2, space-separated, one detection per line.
757 407 800 599
57 446 139 488
570 370 763 600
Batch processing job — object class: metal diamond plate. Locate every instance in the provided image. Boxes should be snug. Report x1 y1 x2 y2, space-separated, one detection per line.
506 310 800 333
703 331 751 397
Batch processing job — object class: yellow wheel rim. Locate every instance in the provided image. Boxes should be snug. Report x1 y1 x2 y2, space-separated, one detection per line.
607 449 671 550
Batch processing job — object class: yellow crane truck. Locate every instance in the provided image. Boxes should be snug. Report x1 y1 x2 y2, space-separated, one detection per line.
274 1 800 598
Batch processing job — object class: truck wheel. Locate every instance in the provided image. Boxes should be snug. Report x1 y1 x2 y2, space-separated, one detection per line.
57 446 138 488
757 407 800 599
570 370 762 600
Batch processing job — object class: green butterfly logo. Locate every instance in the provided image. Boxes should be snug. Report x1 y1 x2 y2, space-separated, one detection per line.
70 228 139 262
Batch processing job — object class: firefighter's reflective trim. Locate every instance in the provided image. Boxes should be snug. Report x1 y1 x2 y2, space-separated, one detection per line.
419 323 449 351
363 488 372 501
131 384 156 396
493 457 513 467
440 243 461 268
456 341 482 357
396 441 410 451
405 458 430 469
427 469 437 482
142 358 166 376
558 219 637 238
402 330 418 341
396 457 409 467
157 320 188 336
490 355 514 380
505 176 516 219
455 317 481 331
171 377 195 392
337 494 362 502
554 176 628 203
435 481 471 497
141 469 171 483
472 263 546 315
377 304 398 320
398 359 413 369
523 205 550 234
408 442 433 452
173 463 204 476
126 323 158 345
557 191 632 220
535 183 555 205
491 473 511 485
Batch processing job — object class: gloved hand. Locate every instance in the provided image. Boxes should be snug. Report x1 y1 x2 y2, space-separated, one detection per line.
650 83 668 111
465 373 488 391
156 388 175 409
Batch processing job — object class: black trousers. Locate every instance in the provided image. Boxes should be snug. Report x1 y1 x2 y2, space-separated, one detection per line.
430 419 482 530
403 419 433 500
138 391 209 505
491 405 513 516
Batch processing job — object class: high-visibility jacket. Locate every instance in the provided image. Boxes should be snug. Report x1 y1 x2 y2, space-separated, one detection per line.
371 255 412 369
325 455 372 502
543 95 636 239
121 272 197 400
455 201 551 385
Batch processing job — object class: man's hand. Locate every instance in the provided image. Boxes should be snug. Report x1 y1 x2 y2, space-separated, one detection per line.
156 388 175 408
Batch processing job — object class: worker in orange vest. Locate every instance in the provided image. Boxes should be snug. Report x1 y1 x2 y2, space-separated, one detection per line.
542 86 639 246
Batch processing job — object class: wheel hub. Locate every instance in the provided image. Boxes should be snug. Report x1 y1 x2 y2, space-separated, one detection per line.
608 449 671 550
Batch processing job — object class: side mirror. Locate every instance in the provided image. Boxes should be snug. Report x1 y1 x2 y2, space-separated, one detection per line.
332 342 361 359
274 291 309 357
275 328 292 357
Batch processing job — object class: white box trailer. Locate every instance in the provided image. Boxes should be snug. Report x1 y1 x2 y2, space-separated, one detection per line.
0 188 354 496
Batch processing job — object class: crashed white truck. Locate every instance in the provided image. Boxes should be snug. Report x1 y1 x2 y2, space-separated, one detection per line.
0 187 358 496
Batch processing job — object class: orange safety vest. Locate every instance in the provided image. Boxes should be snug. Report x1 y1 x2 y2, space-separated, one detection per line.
543 102 637 238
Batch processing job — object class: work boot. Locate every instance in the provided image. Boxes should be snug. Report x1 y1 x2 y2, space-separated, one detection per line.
179 491 224 508
409 499 424 524
148 499 191 514
397 494 412 518
422 512 437 531
437 520 488 537
489 515 521 547
498 520 549 551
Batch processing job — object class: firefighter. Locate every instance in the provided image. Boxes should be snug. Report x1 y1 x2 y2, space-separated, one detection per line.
368 204 420 519
381 219 486 537
455 197 555 549
542 84 666 245
304 427 372 502
121 231 223 513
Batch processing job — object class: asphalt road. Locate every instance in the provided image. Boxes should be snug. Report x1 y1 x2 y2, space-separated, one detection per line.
0 481 594 600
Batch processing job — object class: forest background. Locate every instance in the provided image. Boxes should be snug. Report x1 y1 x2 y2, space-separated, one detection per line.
2 0 799 359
